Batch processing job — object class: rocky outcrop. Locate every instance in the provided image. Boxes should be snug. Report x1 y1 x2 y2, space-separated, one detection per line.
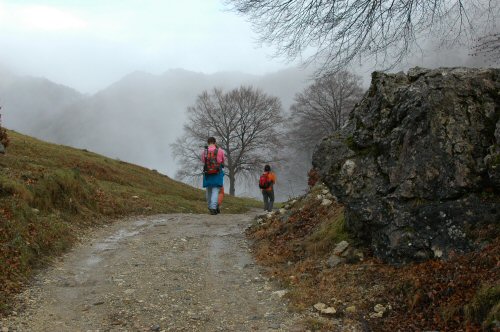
313 67 500 264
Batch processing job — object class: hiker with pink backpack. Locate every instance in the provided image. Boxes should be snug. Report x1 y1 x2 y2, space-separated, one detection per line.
259 165 276 212
201 137 225 215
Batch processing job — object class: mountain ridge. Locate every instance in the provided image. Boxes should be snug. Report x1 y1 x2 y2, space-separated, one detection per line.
1 66 313 187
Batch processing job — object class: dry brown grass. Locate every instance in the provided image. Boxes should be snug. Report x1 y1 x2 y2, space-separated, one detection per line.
247 184 500 331
0 129 260 314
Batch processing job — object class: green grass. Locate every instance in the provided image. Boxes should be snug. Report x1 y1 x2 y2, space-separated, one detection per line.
304 210 349 256
0 129 259 313
464 284 500 329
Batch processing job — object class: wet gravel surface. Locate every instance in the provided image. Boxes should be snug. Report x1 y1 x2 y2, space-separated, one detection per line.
1 212 305 331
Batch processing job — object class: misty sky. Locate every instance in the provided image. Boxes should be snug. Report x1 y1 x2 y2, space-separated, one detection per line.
0 0 492 94
0 0 294 93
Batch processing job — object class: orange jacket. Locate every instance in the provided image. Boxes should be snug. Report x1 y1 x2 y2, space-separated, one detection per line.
262 171 276 191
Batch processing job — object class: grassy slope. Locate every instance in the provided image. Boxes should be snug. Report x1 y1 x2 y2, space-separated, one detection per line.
248 183 499 331
0 130 259 313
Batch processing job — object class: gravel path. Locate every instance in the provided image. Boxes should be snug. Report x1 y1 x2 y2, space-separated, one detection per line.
1 212 305 332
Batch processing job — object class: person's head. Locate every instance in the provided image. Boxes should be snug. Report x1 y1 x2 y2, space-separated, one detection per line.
264 164 271 172
207 137 216 145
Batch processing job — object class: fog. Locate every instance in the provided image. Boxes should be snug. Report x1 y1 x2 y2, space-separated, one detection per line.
0 65 315 199
0 1 497 200
0 1 293 94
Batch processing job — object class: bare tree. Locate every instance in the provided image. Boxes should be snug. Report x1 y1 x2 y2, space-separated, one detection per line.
172 86 284 196
276 71 363 198
470 32 500 65
287 71 364 154
227 0 498 74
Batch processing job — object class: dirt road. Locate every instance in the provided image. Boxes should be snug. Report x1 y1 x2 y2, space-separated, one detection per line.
1 212 305 332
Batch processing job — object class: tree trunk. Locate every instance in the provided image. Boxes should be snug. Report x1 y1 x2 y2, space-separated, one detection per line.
229 172 236 196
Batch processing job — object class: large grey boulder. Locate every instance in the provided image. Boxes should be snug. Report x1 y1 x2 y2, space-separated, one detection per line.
313 67 500 264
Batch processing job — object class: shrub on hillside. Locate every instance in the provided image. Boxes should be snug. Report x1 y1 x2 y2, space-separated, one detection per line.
0 113 9 149
307 168 319 188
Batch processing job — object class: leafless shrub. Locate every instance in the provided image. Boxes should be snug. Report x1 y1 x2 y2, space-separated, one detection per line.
0 111 9 149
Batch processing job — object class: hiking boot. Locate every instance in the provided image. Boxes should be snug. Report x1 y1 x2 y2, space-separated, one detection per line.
216 206 220 214
209 209 217 215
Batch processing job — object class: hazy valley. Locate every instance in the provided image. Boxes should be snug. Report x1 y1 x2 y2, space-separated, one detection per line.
0 66 315 198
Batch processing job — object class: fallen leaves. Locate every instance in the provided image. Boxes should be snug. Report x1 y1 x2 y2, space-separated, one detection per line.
247 184 500 331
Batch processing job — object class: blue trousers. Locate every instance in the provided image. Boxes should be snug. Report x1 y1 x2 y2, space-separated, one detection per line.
206 186 220 210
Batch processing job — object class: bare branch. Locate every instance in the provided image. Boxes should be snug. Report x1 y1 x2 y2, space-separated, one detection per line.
172 86 284 195
287 71 364 152
469 32 500 64
226 0 498 74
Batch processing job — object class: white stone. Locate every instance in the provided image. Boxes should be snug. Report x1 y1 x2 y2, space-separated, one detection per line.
272 290 288 298
374 303 386 313
341 159 356 176
327 255 344 268
316 194 323 200
322 189 329 195
321 307 337 315
333 241 350 255
279 208 286 214
313 303 327 311
346 305 356 313
321 199 333 206
432 246 443 258
369 311 384 318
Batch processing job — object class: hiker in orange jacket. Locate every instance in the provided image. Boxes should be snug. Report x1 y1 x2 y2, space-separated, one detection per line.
259 164 276 212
